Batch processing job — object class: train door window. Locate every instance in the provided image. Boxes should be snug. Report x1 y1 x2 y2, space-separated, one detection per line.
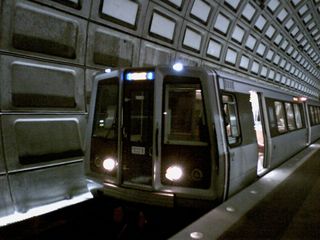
222 94 241 145
293 103 303 129
274 101 287 133
285 102 296 131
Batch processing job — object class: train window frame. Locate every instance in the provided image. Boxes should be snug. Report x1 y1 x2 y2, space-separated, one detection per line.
162 77 209 146
285 102 297 131
293 103 303 129
315 106 320 125
309 105 315 125
222 93 242 146
266 98 278 137
274 101 288 134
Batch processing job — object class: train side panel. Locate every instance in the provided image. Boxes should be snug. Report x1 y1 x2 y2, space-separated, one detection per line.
268 130 308 168
217 70 309 197
218 74 259 197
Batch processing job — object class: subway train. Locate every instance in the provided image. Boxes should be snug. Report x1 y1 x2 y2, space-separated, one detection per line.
84 64 320 208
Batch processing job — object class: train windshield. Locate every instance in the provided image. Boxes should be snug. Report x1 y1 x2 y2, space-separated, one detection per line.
90 78 119 178
92 80 118 139
163 84 208 145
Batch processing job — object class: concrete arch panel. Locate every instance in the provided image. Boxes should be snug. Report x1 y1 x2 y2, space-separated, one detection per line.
0 55 85 112
86 23 140 68
0 0 87 64
2 114 86 172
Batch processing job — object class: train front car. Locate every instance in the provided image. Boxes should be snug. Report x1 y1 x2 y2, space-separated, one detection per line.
85 65 226 208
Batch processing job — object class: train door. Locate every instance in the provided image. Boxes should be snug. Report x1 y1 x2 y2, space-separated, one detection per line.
121 71 154 186
222 92 258 196
249 91 268 175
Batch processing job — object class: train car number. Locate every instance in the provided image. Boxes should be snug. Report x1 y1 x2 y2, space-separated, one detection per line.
131 146 145 155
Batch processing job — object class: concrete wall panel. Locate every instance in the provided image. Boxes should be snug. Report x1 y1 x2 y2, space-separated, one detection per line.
0 55 85 112
86 23 140 68
85 69 100 110
0 0 87 64
139 40 175 66
31 0 92 18
0 175 14 217
0 118 5 174
9 162 87 213
2 114 86 172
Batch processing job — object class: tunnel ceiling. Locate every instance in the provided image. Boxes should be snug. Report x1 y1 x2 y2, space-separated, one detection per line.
0 0 319 99
98 0 320 98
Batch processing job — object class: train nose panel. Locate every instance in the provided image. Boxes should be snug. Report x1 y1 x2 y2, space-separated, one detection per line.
122 145 153 185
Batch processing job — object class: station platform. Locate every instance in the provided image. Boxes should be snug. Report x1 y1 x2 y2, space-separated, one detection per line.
170 141 320 240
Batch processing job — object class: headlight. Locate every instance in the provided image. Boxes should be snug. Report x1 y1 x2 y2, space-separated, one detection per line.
172 62 183 72
102 157 117 172
165 165 183 181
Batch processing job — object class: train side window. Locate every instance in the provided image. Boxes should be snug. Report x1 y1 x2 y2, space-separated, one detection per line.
316 107 320 124
285 102 296 131
309 106 315 125
163 83 208 145
274 101 287 133
313 106 317 125
222 94 241 145
293 103 303 129
266 98 277 136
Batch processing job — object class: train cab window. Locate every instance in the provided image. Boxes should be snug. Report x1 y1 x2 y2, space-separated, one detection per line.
293 103 303 129
222 94 241 145
274 101 287 133
285 102 296 130
93 80 118 139
163 84 208 145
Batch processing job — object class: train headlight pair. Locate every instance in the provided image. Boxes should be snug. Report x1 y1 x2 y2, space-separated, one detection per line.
102 157 117 172
165 165 183 181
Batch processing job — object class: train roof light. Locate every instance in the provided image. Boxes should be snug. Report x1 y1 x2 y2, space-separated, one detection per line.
173 62 183 72
104 68 112 73
165 165 183 181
